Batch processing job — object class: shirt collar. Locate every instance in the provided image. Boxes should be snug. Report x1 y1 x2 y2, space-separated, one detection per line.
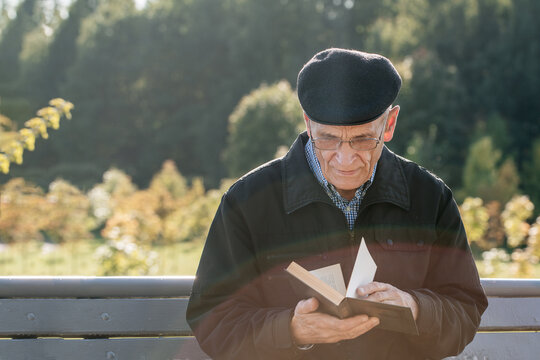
281 132 410 214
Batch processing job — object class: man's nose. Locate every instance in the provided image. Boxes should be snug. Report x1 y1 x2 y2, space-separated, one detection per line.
334 142 358 164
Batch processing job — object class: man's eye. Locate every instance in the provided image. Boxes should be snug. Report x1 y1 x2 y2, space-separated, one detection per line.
318 137 339 144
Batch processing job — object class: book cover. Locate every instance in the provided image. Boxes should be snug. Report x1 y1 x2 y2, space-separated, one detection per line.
285 239 419 335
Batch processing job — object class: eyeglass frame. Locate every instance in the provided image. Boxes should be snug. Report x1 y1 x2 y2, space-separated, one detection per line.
307 115 388 151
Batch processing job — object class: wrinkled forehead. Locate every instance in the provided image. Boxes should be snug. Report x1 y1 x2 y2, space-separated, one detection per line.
308 108 388 137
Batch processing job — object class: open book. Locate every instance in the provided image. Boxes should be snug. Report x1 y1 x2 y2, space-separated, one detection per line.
285 239 418 335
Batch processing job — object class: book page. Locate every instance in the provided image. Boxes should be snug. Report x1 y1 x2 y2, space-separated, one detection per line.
346 237 377 299
309 263 347 296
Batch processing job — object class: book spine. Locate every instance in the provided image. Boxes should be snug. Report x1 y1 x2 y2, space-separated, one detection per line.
340 298 353 318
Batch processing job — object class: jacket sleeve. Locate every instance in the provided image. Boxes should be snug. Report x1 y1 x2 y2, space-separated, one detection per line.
186 192 303 360
406 185 488 358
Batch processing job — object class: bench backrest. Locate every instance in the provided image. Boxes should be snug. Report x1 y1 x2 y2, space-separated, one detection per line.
0 277 539 360
449 278 540 360
0 277 207 360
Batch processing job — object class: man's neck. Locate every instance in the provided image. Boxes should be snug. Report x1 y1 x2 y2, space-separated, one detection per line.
336 188 356 201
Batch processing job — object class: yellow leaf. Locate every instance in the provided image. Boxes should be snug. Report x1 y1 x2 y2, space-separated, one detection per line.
49 98 64 107
19 128 36 151
0 154 10 173
7 142 24 164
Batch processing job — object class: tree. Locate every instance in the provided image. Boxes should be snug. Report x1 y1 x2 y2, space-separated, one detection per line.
522 138 540 216
224 80 303 176
0 0 37 88
23 0 100 103
396 49 469 187
52 0 142 183
460 136 519 203
491 158 520 205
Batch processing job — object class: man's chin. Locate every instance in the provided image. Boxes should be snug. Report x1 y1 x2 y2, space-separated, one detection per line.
332 182 364 192
330 177 367 190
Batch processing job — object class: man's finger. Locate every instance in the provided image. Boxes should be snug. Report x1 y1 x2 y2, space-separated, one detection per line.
347 317 380 339
295 297 319 314
365 290 393 303
356 281 389 297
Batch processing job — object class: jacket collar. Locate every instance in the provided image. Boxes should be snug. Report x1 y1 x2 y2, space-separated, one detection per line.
282 132 410 214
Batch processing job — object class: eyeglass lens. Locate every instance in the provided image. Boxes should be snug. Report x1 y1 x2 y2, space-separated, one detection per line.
313 138 378 150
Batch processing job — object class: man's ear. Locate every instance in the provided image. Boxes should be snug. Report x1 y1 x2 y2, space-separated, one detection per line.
303 113 311 136
383 105 399 142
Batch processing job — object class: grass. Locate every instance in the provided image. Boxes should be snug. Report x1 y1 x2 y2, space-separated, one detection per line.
0 239 539 277
0 240 204 276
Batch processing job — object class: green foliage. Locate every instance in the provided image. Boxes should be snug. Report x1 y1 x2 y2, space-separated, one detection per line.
396 49 468 186
491 158 520 204
461 137 499 198
23 0 99 103
403 124 437 171
473 113 511 155
0 0 537 194
460 136 519 203
0 0 538 251
0 0 37 86
224 80 303 176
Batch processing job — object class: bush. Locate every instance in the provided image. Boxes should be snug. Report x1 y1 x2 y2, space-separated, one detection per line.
41 179 95 243
95 236 157 276
502 195 534 248
0 178 45 243
224 80 303 177
460 197 489 249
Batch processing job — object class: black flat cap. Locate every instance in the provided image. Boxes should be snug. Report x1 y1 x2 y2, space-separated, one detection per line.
297 48 401 125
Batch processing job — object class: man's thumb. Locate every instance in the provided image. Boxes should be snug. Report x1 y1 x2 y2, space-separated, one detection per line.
295 297 319 314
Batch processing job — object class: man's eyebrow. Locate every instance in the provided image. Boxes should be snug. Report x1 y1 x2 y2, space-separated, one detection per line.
315 130 375 138
315 130 339 138
351 132 376 139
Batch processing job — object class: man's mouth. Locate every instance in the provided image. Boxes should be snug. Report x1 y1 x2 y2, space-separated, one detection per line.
336 169 359 176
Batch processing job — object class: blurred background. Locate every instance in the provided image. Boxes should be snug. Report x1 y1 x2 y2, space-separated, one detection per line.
0 0 538 277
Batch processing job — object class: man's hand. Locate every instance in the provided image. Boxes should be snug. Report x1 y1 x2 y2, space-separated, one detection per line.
290 297 380 345
357 282 419 320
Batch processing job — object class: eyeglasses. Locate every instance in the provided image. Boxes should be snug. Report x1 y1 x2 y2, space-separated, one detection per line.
309 119 387 151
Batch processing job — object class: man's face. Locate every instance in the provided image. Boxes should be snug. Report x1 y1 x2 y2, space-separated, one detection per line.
306 106 399 200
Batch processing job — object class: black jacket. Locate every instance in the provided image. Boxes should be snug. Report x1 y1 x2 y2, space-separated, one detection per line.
187 132 487 359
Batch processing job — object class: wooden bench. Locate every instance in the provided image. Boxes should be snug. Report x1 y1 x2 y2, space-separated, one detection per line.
0 277 538 359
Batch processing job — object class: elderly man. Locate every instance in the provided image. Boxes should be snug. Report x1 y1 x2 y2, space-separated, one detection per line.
187 48 487 359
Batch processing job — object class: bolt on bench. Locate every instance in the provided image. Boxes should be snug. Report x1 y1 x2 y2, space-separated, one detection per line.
0 277 539 359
